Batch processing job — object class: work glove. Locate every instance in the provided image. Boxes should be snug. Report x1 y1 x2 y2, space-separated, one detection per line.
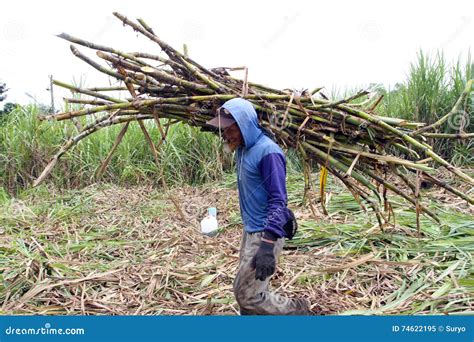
251 232 278 281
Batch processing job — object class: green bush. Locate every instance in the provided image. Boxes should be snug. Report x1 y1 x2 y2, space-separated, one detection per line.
378 51 473 163
0 104 234 193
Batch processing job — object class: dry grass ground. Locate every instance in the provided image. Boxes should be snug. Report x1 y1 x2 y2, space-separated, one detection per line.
0 173 472 315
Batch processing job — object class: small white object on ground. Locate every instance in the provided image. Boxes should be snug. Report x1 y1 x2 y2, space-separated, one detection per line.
200 207 218 236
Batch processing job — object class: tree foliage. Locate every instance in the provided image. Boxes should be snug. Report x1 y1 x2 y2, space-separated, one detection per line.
0 81 8 102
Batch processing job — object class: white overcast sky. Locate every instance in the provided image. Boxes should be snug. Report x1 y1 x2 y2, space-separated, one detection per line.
0 0 473 107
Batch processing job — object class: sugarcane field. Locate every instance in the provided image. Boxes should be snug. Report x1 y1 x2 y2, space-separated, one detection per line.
1 5 474 320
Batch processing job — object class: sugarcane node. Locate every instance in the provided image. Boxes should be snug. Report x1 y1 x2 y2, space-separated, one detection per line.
140 66 155 73
135 73 146 80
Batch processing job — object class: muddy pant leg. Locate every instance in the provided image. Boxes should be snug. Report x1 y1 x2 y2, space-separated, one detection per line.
233 232 309 315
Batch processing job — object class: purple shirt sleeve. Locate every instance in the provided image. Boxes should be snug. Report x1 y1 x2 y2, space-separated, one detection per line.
258 153 288 238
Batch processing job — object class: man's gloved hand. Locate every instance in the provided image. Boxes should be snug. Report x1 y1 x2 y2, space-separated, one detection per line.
251 231 278 281
251 240 275 281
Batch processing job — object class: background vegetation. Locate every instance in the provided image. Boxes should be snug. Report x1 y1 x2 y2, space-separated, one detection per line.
1 52 473 194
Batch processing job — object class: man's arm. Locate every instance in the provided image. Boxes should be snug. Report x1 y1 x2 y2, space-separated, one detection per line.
258 152 288 241
251 152 288 281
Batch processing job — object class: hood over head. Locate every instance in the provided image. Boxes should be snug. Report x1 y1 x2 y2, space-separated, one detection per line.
221 98 263 149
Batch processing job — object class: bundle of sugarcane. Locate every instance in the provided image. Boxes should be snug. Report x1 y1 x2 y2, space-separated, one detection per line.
36 12 473 227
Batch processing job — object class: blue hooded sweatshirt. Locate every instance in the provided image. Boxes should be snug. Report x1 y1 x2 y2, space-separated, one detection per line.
222 98 290 238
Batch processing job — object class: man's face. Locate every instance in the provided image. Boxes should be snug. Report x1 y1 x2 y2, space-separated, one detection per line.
222 123 244 151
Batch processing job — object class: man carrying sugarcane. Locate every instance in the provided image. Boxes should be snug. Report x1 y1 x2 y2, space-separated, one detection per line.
206 98 311 315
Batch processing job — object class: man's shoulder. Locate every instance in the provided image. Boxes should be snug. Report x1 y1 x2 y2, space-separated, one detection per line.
251 135 284 159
